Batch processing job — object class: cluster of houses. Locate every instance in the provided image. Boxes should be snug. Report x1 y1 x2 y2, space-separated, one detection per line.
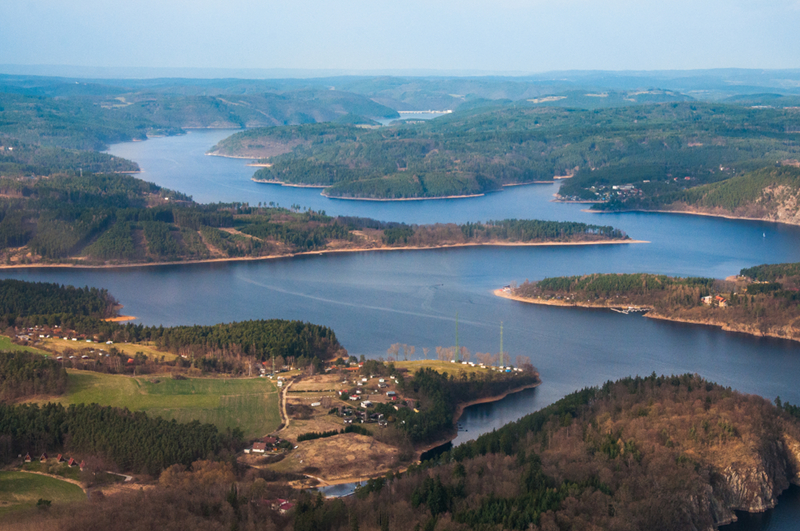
24 452 85 470
335 406 389 428
337 375 404 405
702 295 729 308
243 435 284 455
14 325 115 345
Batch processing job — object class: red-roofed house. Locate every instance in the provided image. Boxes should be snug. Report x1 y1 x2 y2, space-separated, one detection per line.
79 460 86 471
252 442 266 453
68 458 76 467
279 501 295 514
57 454 65 463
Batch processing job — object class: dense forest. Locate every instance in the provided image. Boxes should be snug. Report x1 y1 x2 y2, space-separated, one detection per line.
0 279 118 319
209 102 800 199
509 271 800 340
0 351 67 402
18 375 800 531
0 172 629 267
0 402 243 474
593 166 800 225
741 261 800 284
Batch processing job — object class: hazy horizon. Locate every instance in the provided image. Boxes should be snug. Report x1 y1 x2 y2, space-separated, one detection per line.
2 1 800 75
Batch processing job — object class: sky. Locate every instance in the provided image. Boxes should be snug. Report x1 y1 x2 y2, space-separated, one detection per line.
2 0 800 75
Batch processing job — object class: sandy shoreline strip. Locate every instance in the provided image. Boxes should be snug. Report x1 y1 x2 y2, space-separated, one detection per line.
584 207 800 227
0 240 648 272
492 289 653 310
252 179 326 189
322 192 487 201
102 315 136 322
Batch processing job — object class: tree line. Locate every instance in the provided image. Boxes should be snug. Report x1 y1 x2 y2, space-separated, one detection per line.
0 351 67 402
0 402 243 474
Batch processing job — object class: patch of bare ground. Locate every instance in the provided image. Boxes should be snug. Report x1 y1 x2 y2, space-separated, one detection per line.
219 227 259 240
197 230 227 259
280 433 401 482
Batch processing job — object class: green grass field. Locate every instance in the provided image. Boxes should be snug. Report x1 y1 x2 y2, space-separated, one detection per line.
396 359 491 375
0 471 85 515
0 336 50 356
32 371 280 439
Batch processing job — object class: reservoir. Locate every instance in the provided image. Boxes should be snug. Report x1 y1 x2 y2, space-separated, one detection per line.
4 129 799 526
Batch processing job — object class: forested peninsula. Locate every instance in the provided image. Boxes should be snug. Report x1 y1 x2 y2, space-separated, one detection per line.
0 172 634 268
209 102 800 200
497 264 800 342
592 165 800 226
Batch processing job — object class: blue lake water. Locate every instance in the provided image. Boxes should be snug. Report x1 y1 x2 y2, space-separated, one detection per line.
6 129 799 524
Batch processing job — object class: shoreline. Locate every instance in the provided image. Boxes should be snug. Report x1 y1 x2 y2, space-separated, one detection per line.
322 191 487 201
252 178 326 189
585 207 800 227
494 290 800 344
643 312 800 344
0 239 647 271
414 381 542 459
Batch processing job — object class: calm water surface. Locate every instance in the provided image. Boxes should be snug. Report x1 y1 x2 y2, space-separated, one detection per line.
11 131 800 522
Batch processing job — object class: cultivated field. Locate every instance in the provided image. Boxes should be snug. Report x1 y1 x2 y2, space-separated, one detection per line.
29 371 280 439
0 471 85 515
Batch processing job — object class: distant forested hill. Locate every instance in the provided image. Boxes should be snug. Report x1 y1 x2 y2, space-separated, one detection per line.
212 102 800 199
0 137 138 176
0 93 179 151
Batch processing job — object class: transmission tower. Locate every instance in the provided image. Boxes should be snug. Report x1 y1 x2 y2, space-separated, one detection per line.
455 312 460 362
499 321 504 367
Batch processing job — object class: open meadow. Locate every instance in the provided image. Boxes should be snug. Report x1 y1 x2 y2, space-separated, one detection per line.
29 371 280 439
0 471 85 516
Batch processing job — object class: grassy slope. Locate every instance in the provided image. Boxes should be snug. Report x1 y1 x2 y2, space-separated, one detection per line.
31 371 280 439
0 471 84 515
0 336 50 356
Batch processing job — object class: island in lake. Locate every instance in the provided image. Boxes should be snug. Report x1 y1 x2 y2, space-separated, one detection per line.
496 264 800 342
